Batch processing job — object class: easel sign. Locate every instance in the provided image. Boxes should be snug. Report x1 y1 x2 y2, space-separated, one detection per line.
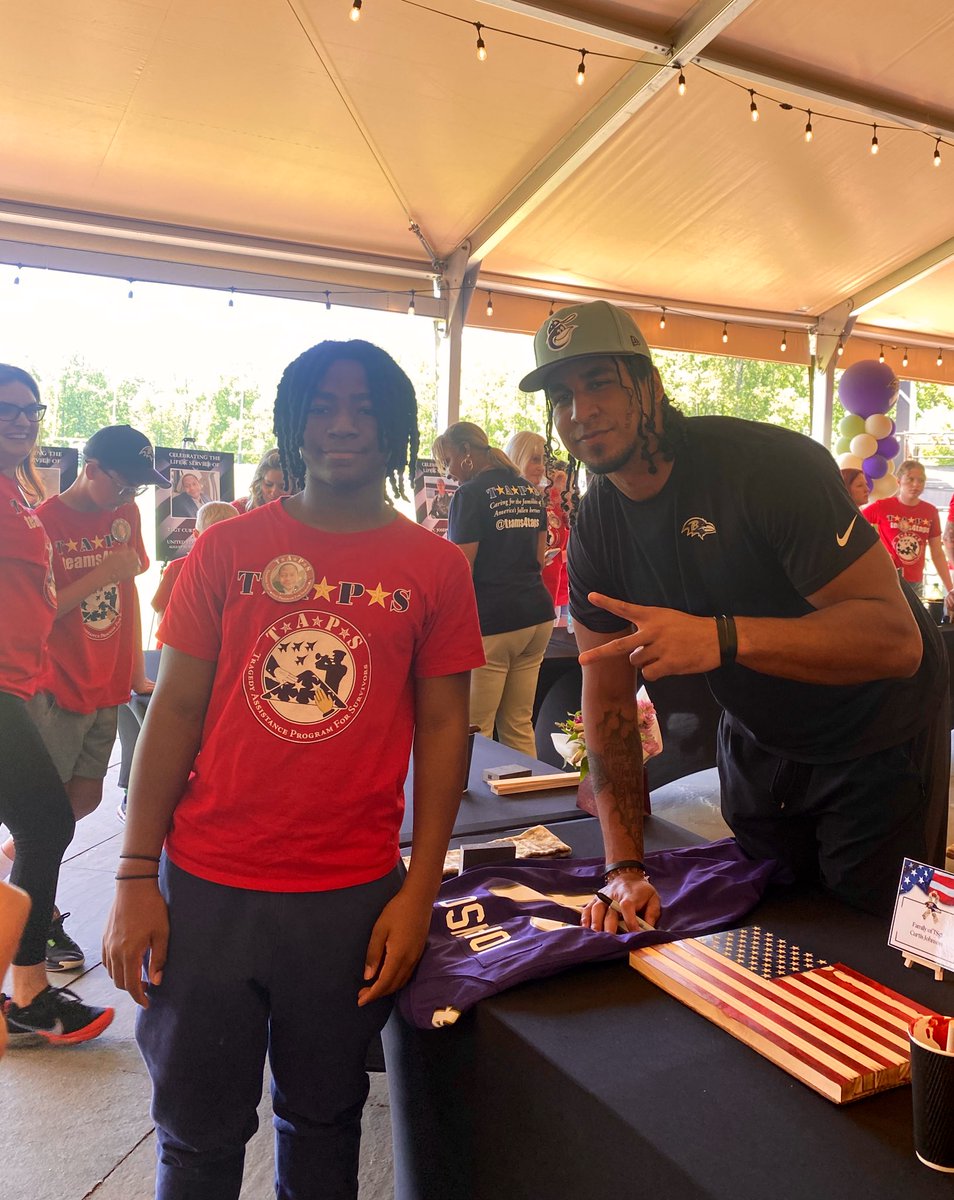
888 859 954 981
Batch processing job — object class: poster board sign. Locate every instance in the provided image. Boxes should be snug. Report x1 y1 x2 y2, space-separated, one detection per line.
888 858 954 975
35 446 79 497
414 457 457 538
154 447 234 561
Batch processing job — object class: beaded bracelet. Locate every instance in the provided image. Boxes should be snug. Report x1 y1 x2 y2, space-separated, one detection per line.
604 859 647 883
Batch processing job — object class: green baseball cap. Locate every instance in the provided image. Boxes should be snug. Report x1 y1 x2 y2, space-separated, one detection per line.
519 300 653 392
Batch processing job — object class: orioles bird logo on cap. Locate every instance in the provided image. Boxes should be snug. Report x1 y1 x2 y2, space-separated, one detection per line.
546 314 578 351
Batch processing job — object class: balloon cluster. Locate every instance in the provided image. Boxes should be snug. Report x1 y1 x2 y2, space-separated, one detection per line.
834 360 900 500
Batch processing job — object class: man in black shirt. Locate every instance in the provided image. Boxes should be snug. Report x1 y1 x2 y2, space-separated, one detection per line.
520 301 948 923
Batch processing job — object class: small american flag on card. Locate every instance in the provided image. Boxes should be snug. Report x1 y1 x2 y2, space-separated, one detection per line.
630 926 938 1103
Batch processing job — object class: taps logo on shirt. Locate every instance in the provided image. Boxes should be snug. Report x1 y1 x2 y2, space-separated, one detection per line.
681 516 717 540
244 610 371 742
81 584 121 640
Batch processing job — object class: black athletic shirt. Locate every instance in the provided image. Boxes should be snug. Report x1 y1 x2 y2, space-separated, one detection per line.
448 467 553 636
568 416 946 762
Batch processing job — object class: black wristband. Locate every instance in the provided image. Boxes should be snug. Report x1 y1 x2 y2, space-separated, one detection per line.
604 859 647 882
119 853 161 863
115 873 159 881
715 614 738 667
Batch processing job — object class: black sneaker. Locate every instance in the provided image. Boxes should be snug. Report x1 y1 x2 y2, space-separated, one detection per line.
3 985 114 1046
46 911 85 972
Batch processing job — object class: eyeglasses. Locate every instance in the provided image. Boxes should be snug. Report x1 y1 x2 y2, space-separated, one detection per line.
104 469 147 499
0 401 46 423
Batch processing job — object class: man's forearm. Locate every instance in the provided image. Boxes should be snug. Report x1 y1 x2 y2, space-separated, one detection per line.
585 698 646 863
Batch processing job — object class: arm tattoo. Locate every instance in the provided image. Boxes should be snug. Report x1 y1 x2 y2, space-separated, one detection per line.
588 706 645 852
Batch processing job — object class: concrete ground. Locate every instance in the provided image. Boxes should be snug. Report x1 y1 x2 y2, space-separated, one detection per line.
2 745 952 1199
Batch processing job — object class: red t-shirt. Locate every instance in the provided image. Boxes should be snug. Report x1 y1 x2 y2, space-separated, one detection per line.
158 502 485 892
232 496 249 514
862 496 940 583
542 496 570 608
36 496 148 712
0 475 57 700
151 555 187 615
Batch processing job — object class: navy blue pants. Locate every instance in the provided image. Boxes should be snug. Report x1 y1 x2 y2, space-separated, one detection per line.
137 859 403 1200
718 712 946 916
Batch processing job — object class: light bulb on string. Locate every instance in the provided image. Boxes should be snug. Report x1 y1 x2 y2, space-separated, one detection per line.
475 23 487 61
324 291 331 311
804 111 813 143
228 287 235 309
937 349 944 367
870 125 879 155
902 348 909 368
576 51 587 86
878 345 885 363
13 264 21 285
677 68 686 96
408 290 416 316
721 322 729 344
486 292 494 317
780 331 787 353
659 307 666 330
548 300 555 316
127 280 135 300
934 139 942 167
749 90 759 122
837 338 844 357
349 0 361 21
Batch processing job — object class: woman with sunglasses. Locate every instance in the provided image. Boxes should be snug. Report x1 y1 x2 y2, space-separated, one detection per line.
0 364 113 1044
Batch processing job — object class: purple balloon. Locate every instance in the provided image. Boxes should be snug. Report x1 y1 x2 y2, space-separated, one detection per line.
877 435 900 459
864 474 874 491
839 360 899 418
863 454 888 479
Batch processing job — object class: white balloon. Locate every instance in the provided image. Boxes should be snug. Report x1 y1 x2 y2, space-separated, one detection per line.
870 472 898 499
864 413 893 439
849 433 878 458
838 453 863 470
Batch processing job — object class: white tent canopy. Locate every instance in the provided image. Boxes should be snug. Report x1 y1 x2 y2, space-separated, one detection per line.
2 0 954 420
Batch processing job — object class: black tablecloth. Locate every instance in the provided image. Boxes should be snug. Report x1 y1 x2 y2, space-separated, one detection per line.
385 817 954 1200
399 734 584 846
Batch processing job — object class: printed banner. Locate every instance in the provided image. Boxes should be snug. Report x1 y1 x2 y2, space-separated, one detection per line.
154 447 234 561
35 445 79 497
413 457 457 538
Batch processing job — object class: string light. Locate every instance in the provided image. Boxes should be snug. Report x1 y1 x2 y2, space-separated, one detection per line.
228 287 235 308
677 68 686 96
408 290 416 315
934 138 942 167
576 50 587 86
127 280 134 300
548 300 555 316
475 22 486 61
804 110 813 143
937 348 943 367
349 0 361 21
485 291 494 317
837 338 844 357
870 124 879 155
902 348 909 368
721 322 729 344
878 345 885 363
659 307 666 330
324 291 331 311
780 331 787 352
749 90 759 122
13 265 21 285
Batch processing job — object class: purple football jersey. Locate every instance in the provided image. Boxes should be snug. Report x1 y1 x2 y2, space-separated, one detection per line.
398 838 777 1029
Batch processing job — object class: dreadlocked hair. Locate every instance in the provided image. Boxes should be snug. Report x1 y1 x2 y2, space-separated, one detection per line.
543 355 686 526
273 340 419 501
0 364 45 505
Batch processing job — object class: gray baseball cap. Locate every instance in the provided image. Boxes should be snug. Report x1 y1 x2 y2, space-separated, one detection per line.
519 300 653 392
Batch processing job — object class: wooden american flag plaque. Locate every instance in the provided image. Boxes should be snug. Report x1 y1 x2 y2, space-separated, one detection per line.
630 926 939 1104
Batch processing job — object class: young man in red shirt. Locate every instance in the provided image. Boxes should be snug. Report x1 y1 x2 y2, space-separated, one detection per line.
103 340 483 1200
0 425 166 970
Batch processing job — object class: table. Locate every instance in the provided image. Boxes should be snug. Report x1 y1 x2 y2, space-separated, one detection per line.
399 734 585 846
385 816 954 1200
